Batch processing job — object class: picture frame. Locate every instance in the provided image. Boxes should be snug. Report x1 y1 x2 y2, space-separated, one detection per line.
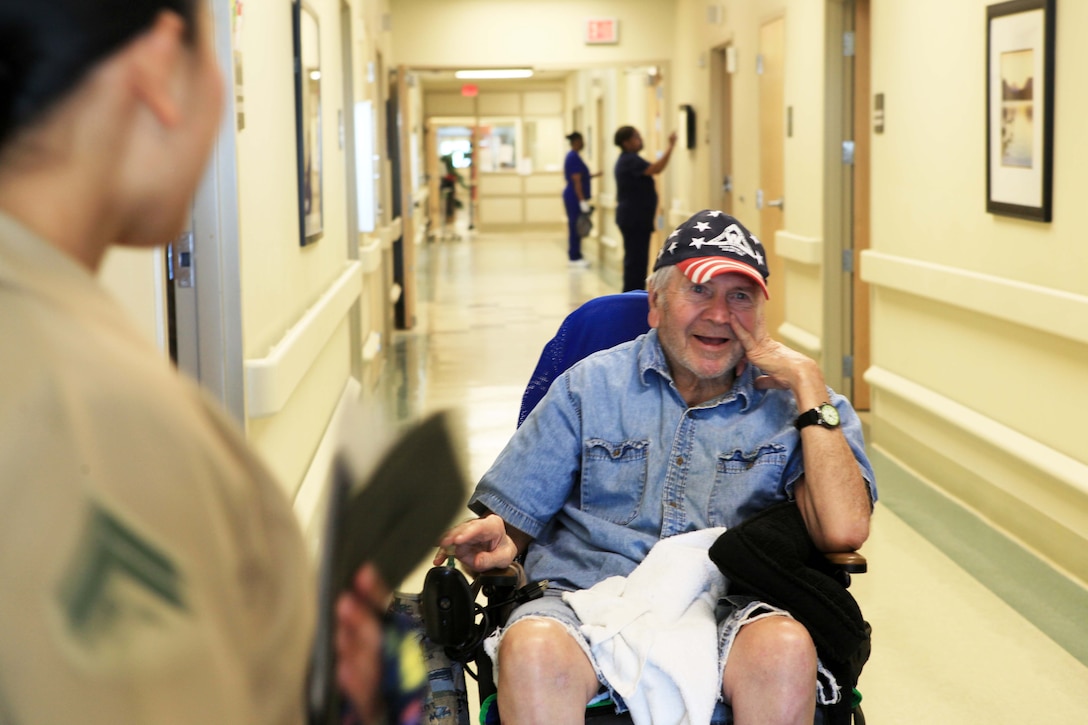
985 0 1056 222
293 1 324 245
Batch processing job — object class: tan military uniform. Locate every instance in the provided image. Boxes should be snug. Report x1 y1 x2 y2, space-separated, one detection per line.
0 212 314 724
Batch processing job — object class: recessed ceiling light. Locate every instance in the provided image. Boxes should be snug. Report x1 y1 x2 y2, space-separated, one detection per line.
454 69 534 80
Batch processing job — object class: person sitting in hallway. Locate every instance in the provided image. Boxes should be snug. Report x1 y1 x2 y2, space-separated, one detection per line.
436 210 876 724
613 125 677 291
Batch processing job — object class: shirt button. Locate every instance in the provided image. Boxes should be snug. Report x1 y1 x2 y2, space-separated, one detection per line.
676 456 684 465
668 500 680 508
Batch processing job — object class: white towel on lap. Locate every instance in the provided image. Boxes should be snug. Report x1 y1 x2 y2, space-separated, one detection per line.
564 528 727 725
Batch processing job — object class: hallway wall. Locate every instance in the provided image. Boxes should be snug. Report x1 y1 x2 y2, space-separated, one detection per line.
390 0 677 68
227 0 397 496
864 0 1088 586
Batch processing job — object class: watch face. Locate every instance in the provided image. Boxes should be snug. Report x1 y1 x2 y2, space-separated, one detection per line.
820 403 841 427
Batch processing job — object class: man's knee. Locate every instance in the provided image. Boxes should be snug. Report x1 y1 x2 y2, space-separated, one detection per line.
724 616 818 694
497 618 597 694
499 618 583 672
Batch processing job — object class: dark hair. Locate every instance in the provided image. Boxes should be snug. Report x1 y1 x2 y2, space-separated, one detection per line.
0 0 198 148
566 131 583 145
614 125 637 148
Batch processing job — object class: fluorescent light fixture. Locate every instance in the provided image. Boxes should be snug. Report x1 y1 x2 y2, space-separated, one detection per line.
454 69 534 80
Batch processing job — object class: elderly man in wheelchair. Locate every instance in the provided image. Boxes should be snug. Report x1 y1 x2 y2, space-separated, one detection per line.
432 211 877 725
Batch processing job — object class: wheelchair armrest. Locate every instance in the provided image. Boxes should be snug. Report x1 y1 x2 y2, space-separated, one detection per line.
824 551 867 574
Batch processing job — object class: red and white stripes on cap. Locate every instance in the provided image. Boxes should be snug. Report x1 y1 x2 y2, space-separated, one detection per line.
677 257 770 298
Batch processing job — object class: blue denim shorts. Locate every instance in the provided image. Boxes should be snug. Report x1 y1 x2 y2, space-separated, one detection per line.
483 590 838 719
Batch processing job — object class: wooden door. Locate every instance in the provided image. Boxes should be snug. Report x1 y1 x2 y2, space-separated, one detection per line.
712 45 735 214
759 17 786 338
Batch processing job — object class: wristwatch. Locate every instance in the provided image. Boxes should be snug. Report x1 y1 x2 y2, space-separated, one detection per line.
794 402 841 430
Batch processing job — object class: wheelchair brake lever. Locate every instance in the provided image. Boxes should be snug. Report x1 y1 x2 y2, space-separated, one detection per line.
513 579 549 605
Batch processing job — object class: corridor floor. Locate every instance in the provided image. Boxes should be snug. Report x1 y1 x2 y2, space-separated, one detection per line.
386 230 1088 724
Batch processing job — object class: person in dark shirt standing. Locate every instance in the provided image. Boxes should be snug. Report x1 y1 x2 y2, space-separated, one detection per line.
613 126 677 291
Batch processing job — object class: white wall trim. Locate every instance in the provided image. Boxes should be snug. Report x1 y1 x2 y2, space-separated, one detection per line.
861 250 1088 346
776 230 823 266
293 376 363 557
779 322 822 358
244 261 363 417
359 236 382 274
865 365 1088 497
362 330 382 363
378 218 403 249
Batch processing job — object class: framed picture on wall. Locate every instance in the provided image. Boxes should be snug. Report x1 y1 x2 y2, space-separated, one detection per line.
293 1 324 245
986 0 1056 222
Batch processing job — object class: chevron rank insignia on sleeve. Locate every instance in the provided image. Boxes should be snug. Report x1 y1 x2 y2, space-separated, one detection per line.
56 502 191 668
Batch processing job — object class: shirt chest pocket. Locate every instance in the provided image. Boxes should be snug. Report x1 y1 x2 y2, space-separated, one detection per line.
709 444 789 527
580 438 649 525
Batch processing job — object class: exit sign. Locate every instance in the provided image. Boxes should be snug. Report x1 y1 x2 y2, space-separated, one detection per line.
585 18 619 44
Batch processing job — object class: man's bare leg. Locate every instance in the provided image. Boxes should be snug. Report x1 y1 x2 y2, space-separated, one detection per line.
496 618 600 724
723 616 818 725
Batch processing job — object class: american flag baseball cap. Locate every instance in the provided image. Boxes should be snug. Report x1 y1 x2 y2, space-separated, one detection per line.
653 210 770 298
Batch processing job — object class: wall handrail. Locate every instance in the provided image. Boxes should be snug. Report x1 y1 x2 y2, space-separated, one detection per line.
244 261 362 418
865 365 1088 498
776 231 822 266
861 250 1088 346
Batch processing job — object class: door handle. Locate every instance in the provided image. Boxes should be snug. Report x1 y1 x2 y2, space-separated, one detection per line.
766 197 785 210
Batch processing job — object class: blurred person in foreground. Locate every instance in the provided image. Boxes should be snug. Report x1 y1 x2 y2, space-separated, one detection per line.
0 2 395 723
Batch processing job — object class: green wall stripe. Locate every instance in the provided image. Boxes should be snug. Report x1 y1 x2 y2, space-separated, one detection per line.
871 447 1088 668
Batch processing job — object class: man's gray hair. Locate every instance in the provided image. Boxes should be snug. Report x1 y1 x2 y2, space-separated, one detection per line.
647 265 679 303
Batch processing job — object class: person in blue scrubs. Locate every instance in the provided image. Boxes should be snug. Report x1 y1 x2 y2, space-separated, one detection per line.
562 132 599 267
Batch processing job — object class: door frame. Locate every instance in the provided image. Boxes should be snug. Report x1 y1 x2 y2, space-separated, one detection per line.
822 0 871 405
171 0 246 423
709 42 735 215
758 15 786 341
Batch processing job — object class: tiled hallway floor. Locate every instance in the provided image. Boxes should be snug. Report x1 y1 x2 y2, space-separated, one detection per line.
385 230 1088 724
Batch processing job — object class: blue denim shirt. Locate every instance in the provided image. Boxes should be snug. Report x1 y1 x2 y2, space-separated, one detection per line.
469 330 877 593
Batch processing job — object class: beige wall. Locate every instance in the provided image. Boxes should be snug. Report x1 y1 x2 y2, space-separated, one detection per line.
391 0 676 68
234 0 395 494
864 0 1088 585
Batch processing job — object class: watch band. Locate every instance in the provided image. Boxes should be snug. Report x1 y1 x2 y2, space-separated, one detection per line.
794 402 841 430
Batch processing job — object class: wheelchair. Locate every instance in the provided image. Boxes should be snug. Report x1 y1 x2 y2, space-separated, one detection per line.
420 291 870 724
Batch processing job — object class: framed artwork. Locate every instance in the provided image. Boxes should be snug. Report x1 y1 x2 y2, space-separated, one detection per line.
986 0 1056 222
293 1 324 245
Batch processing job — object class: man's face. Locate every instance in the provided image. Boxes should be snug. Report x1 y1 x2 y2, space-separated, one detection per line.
648 270 763 393
623 130 643 152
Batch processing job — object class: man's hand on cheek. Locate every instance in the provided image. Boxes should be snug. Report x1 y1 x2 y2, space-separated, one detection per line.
729 311 814 392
